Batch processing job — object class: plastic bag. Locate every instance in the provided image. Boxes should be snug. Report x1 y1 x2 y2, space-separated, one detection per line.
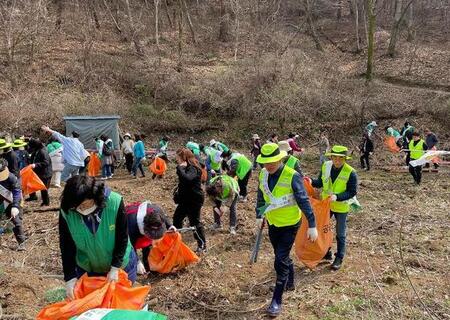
149 232 199 274
37 270 150 320
295 179 333 269
72 309 167 320
384 136 400 153
88 153 101 177
149 157 167 176
20 165 47 196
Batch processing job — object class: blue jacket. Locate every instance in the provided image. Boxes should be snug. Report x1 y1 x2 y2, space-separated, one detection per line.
0 173 22 209
133 141 145 159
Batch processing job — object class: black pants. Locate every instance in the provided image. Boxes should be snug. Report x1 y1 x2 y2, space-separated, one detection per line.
238 170 252 197
5 204 26 244
409 164 422 184
30 176 52 205
360 152 370 170
125 153 134 173
142 246 151 271
173 200 206 248
268 222 299 284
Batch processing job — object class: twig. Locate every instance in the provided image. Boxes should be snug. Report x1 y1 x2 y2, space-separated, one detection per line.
185 294 266 314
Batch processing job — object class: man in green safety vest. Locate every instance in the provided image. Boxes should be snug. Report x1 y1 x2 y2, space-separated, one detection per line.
408 131 428 184
206 175 240 235
186 138 201 160
201 145 223 181
209 139 230 153
311 145 358 271
278 140 303 176
222 150 252 202
256 143 318 317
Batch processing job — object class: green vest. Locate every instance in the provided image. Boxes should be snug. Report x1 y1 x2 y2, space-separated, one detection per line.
259 166 301 227
216 142 229 153
285 155 299 169
186 141 200 156
321 161 354 213
210 175 239 201
409 139 425 160
60 192 132 273
231 153 252 180
206 147 222 171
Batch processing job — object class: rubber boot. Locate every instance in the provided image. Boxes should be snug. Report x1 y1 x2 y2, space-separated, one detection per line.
286 264 295 291
323 249 333 260
267 281 284 317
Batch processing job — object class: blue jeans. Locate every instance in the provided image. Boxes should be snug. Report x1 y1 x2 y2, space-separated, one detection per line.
132 157 145 176
268 222 300 284
102 164 112 178
61 163 81 182
75 249 138 283
331 211 348 259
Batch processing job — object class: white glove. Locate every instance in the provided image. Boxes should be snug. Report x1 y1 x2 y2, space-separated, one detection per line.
330 194 337 202
168 225 177 233
11 207 20 219
256 218 263 229
307 227 318 242
137 260 146 275
107 266 119 282
31 164 36 169
211 169 216 175
65 278 77 300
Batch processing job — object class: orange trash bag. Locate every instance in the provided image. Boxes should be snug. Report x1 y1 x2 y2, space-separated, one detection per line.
88 152 101 177
37 270 150 320
20 165 47 196
149 232 199 274
384 136 400 153
149 157 167 176
295 179 333 269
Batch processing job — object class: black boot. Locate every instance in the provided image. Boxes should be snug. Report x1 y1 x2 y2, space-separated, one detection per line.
25 194 38 202
267 281 284 317
323 249 333 260
331 257 343 270
286 264 295 291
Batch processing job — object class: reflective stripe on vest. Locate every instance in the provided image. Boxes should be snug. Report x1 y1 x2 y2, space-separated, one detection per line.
61 191 132 273
230 153 252 180
321 161 354 213
409 139 425 160
259 166 301 227
285 155 298 169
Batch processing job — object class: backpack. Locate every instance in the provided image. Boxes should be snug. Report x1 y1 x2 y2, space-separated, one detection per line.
102 142 113 156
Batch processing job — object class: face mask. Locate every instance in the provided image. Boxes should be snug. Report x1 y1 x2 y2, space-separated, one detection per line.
77 204 98 216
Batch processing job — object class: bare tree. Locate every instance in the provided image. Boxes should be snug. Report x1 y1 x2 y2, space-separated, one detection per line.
219 0 230 42
352 0 361 52
387 0 415 57
366 0 375 81
304 0 323 51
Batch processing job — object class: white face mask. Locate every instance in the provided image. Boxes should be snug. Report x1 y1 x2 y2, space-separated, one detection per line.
77 204 98 216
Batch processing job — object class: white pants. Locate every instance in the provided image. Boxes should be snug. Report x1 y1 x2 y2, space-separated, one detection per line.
52 171 62 186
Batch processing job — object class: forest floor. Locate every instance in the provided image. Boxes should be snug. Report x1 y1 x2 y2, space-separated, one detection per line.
0 149 449 320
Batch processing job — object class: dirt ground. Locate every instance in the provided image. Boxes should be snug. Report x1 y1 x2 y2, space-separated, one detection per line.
0 149 449 320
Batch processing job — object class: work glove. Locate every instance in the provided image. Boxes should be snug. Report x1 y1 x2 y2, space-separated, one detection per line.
137 260 146 275
107 266 119 282
330 194 337 202
65 278 77 300
11 207 20 219
256 218 263 229
31 164 36 169
307 227 318 242
168 225 177 233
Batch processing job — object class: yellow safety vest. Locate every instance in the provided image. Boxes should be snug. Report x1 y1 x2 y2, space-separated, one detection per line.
409 139 425 160
321 161 354 213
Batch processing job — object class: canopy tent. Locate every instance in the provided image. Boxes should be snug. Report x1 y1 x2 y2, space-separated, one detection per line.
64 115 121 150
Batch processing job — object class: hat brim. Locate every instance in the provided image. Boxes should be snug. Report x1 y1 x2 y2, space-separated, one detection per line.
13 143 27 148
0 143 12 150
325 152 352 159
0 167 10 182
257 150 288 164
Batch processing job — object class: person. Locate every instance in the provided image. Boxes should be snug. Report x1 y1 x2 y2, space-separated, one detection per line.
221 150 252 202
385 126 402 148
319 132 330 165
95 137 104 159
365 121 378 138
209 139 230 153
278 141 303 176
158 136 169 158
186 138 201 160
41 126 86 182
268 133 278 144
250 134 262 170
0 139 19 177
287 133 302 155
132 134 146 178
122 133 135 174
79 148 91 176
401 121 414 164
359 133 374 171
100 135 114 180
47 137 64 188
206 175 240 235
424 129 439 171
173 148 206 253
125 201 176 274
59 175 138 300
26 138 52 206
12 139 29 170
311 145 358 271
408 132 427 184
0 159 26 250
201 145 223 181
255 143 317 317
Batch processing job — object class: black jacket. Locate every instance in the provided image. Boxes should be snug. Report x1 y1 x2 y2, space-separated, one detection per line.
0 173 22 208
176 164 204 204
1 150 19 177
360 138 374 153
30 147 53 179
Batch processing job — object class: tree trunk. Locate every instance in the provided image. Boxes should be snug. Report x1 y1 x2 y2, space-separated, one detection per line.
155 0 160 47
366 0 375 81
352 0 361 52
54 0 63 30
163 0 173 29
406 3 414 41
125 0 144 55
305 0 323 51
387 0 402 57
218 0 230 42
337 0 343 20
181 0 196 43
177 3 183 71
